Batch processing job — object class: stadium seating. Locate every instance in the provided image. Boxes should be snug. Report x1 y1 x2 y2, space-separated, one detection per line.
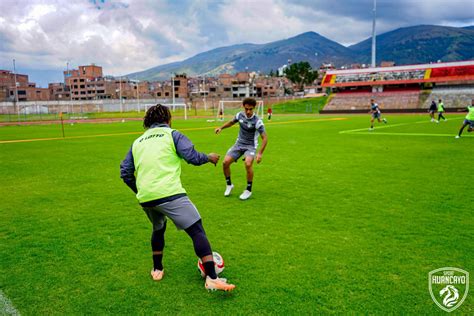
422 85 474 109
323 90 421 112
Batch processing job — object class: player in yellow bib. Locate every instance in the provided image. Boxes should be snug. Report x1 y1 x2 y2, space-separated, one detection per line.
120 104 235 291
455 99 474 139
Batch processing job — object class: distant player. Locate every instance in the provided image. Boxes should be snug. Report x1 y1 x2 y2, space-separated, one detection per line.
267 107 273 120
369 99 387 130
215 98 268 200
218 108 224 121
429 99 438 122
455 99 474 139
437 99 447 122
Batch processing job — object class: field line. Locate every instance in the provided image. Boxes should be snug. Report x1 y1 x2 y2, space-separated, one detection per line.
349 132 472 137
0 117 346 144
0 290 20 316
339 119 432 134
268 117 347 125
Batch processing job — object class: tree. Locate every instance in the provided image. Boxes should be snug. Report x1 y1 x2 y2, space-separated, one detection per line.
269 69 275 77
284 61 318 92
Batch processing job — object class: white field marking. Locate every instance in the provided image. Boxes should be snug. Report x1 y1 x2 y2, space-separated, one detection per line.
0 290 20 316
339 117 465 135
0 118 347 144
339 119 432 134
349 132 473 138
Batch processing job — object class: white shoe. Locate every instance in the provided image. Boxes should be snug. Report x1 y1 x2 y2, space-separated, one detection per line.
455 135 460 139
205 276 235 291
239 190 252 200
224 184 234 197
369 128 374 131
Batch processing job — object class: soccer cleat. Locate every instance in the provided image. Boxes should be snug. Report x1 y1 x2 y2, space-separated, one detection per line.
455 135 460 139
369 127 374 131
224 184 234 196
383 118 387 124
205 276 235 292
151 269 164 281
239 190 252 200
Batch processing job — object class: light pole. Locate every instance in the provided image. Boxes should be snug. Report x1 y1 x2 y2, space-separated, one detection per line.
371 0 377 68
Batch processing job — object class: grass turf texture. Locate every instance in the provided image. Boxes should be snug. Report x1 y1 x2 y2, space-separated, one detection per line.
0 113 472 314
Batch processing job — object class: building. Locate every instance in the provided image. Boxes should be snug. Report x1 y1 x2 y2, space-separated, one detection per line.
48 83 70 100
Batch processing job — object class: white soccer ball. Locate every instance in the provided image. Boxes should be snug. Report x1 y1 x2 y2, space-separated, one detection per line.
197 251 225 277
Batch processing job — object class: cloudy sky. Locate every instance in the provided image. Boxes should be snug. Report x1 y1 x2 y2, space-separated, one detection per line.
0 0 473 87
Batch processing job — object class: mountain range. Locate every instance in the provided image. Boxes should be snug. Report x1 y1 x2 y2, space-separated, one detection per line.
128 25 474 81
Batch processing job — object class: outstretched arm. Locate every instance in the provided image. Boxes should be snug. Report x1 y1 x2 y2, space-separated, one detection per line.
215 120 236 134
173 130 220 166
256 132 268 164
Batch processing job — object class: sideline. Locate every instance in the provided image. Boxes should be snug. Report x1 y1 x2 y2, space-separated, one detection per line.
339 117 468 137
0 117 347 144
0 290 20 316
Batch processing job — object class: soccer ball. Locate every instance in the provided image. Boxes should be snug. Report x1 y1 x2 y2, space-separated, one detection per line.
197 251 225 277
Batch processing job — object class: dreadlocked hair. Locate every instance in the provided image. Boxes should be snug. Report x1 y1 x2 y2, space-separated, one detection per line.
143 104 172 128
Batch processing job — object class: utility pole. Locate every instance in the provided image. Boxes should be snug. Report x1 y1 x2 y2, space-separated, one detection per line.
136 79 140 113
12 59 19 120
67 61 73 115
119 77 123 113
203 75 207 111
371 0 377 68
172 75 175 110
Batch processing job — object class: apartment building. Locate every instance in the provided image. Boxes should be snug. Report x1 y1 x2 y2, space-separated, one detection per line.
0 70 52 101
48 83 70 100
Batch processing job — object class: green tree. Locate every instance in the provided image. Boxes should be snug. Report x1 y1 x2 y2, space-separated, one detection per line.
269 69 275 77
284 62 318 91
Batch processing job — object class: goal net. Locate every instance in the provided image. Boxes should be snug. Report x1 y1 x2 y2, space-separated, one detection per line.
140 102 189 120
217 100 264 121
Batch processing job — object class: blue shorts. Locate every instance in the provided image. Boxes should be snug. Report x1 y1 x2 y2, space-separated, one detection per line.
372 112 381 119
464 119 474 128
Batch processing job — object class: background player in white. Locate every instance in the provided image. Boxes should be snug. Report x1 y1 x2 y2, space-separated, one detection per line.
369 98 387 130
215 98 268 200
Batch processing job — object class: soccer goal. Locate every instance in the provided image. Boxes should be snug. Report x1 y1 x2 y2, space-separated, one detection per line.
140 102 189 120
217 100 264 121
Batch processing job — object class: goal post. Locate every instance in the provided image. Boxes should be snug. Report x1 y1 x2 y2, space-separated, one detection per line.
217 100 264 121
140 102 189 120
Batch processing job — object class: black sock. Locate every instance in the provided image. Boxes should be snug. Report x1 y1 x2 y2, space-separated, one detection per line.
246 181 252 192
153 254 163 271
203 261 218 279
226 177 232 185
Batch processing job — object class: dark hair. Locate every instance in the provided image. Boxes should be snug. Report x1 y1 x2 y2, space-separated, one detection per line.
143 104 171 128
243 98 257 107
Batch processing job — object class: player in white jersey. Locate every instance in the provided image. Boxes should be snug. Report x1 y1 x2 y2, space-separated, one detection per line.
215 98 268 200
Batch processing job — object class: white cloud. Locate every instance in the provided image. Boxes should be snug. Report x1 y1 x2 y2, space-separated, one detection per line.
0 0 472 84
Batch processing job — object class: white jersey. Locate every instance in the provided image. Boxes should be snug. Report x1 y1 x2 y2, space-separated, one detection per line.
232 112 265 148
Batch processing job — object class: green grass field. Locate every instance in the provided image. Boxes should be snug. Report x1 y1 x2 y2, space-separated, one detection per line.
0 112 472 314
